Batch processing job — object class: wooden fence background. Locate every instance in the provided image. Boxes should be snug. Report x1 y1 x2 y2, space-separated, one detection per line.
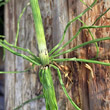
5 0 110 110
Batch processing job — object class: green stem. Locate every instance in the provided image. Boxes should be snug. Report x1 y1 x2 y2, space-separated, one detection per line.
0 68 31 74
4 40 40 63
52 58 110 66
50 25 110 57
49 0 97 55
51 64 81 110
39 67 58 110
15 2 30 46
92 7 110 26
0 0 9 7
78 18 99 59
30 0 49 65
13 94 44 110
30 1 58 110
51 37 110 58
0 42 40 65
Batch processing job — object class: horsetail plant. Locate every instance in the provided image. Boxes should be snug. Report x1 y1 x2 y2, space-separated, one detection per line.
0 0 110 110
30 0 58 109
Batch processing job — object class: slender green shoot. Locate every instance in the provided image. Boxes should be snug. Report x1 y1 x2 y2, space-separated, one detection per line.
0 67 31 74
13 94 44 110
92 7 110 26
52 58 110 66
78 18 99 59
1 0 110 110
50 6 110 57
15 2 30 46
79 0 92 10
30 0 58 110
80 25 110 29
0 35 5 40
30 0 49 65
0 42 40 65
49 0 97 55
39 67 58 110
50 37 110 58
0 35 6 60
0 0 10 7
51 64 81 110
4 40 40 63
50 25 110 57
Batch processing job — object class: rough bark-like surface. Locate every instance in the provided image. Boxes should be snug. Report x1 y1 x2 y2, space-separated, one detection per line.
52 1 69 110
5 0 110 110
5 0 44 109
82 0 110 110
66 0 110 110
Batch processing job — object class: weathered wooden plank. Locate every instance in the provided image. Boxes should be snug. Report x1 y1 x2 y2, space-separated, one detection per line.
5 0 43 109
5 0 110 110
67 0 89 109
82 0 110 110
52 0 69 110
66 0 110 110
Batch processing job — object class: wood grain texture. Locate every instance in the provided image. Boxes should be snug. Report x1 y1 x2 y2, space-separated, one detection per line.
5 0 44 110
82 0 110 110
67 0 110 110
52 0 69 110
5 0 110 110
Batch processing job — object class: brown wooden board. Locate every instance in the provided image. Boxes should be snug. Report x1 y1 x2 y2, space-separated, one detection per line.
5 0 110 110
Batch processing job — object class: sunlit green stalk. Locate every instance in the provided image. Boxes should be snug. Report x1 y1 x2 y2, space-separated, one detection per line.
30 0 49 65
4 40 40 63
0 0 110 109
39 67 58 110
49 0 97 55
13 94 44 110
15 2 30 46
78 18 99 59
51 37 110 58
79 0 92 9
0 42 40 65
0 0 10 7
52 58 110 66
51 25 110 57
0 67 31 74
92 7 110 26
30 0 58 110
51 64 81 110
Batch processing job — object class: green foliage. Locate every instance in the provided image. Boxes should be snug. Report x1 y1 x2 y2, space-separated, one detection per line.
0 0 10 7
0 0 110 110
13 94 43 110
30 0 49 65
51 64 81 110
15 2 30 46
39 67 58 110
